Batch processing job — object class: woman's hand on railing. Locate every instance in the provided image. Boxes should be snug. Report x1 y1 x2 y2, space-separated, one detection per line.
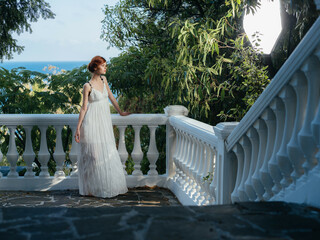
75 129 81 143
120 112 131 116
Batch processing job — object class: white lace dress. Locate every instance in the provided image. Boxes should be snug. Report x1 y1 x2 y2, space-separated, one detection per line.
78 79 128 198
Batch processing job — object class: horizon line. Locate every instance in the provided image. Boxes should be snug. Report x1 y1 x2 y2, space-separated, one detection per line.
0 60 89 63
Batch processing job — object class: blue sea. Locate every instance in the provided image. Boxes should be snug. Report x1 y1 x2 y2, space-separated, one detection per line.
0 61 88 73
0 61 118 98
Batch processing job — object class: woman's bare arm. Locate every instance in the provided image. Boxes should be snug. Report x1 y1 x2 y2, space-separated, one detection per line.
102 76 130 116
75 83 91 143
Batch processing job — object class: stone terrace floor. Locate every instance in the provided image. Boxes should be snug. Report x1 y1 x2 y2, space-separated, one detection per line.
1 187 320 240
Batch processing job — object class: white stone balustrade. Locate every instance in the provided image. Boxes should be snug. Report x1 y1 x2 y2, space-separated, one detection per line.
225 16 320 207
0 114 168 190
168 114 218 205
166 110 237 205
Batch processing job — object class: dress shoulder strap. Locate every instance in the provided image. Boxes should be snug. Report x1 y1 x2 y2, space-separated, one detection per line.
87 81 92 96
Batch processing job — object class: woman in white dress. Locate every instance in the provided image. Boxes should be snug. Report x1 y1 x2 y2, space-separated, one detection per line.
75 56 129 198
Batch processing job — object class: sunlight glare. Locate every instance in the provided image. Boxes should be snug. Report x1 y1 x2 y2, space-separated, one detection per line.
243 0 282 54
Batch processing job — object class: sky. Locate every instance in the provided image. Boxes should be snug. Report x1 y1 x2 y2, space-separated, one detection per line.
7 0 120 62
244 0 282 54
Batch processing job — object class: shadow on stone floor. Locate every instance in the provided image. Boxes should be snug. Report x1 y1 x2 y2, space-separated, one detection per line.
0 186 181 208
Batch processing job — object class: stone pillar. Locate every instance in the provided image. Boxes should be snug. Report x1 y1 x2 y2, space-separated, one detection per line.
213 122 238 204
164 105 189 177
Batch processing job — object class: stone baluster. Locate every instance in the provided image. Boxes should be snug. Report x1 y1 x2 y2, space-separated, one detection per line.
260 108 276 200
299 56 320 179
311 101 320 172
69 125 79 178
38 126 50 177
131 126 143 176
201 143 213 204
190 138 200 183
172 129 182 182
194 140 204 185
186 137 197 196
238 136 251 201
252 119 267 200
191 139 203 202
311 47 320 172
287 72 308 187
245 127 259 201
53 125 66 177
203 145 215 205
209 148 218 201
6 126 19 178
180 134 192 190
176 132 186 186
277 85 296 191
196 142 211 205
147 125 159 176
182 134 192 177
23 126 35 178
231 143 244 203
269 97 285 195
118 126 128 175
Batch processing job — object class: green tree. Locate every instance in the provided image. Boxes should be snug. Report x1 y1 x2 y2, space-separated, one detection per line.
102 0 268 125
0 0 55 61
103 0 317 125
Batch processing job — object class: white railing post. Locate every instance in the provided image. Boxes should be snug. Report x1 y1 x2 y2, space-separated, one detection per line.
269 98 285 195
231 143 243 202
277 86 296 192
312 102 320 172
147 125 159 176
23 126 35 178
260 108 276 200
6 126 19 178
238 136 251 201
252 119 267 200
245 127 259 201
311 46 320 172
118 126 128 175
164 105 189 177
53 125 65 177
69 125 79 178
38 126 50 177
287 72 307 188
172 129 182 182
204 145 215 204
213 122 238 204
299 57 320 179
131 125 143 176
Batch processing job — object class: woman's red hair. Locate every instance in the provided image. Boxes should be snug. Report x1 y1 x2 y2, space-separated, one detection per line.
87 56 106 73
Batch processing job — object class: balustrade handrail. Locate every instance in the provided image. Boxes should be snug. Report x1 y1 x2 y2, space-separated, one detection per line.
0 113 168 126
226 16 320 152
